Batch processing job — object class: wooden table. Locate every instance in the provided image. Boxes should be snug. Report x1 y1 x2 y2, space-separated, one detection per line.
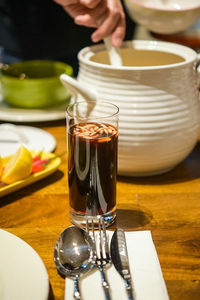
0 120 200 300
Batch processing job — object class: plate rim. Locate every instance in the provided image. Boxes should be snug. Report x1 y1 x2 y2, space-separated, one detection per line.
0 229 49 300
0 125 56 157
0 96 67 122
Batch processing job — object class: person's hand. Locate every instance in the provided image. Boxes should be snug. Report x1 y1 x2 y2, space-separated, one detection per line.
54 0 125 47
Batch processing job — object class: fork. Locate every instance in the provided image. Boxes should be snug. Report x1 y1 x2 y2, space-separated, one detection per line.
86 217 112 300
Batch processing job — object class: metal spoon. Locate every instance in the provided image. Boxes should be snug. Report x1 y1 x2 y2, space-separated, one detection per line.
54 225 95 300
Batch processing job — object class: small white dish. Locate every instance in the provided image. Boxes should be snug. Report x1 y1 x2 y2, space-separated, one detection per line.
0 124 56 157
0 229 49 300
124 0 200 34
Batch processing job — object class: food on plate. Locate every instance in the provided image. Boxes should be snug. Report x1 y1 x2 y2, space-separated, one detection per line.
1 146 33 184
0 147 62 186
32 153 56 173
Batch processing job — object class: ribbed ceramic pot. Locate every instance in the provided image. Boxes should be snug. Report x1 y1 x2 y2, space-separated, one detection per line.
70 40 200 176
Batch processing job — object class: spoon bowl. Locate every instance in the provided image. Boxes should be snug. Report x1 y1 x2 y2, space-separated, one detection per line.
54 225 95 299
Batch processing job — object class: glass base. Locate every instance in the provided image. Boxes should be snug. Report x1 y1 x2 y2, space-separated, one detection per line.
70 208 116 229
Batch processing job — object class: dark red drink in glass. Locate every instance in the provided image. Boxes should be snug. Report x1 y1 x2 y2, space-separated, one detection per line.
66 102 119 227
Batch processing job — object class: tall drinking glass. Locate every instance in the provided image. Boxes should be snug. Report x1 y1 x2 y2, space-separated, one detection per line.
66 101 119 227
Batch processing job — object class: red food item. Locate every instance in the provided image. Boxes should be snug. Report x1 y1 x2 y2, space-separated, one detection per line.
32 154 41 163
31 157 52 173
39 158 49 164
31 152 65 174
32 161 44 173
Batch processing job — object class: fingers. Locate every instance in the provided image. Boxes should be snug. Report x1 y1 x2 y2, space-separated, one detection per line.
54 0 101 9
91 0 125 47
91 17 125 47
55 0 126 47
75 1 107 27
111 20 126 47
54 0 78 5
62 4 88 19
80 0 102 9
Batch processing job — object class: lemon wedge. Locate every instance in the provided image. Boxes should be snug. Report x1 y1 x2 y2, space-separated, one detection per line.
1 146 33 184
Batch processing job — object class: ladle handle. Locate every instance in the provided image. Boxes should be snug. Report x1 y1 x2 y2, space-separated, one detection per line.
73 275 81 300
103 36 122 66
97 17 122 66
60 74 97 102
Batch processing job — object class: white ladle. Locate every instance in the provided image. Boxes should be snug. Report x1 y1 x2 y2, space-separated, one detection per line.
97 17 122 66
104 36 122 66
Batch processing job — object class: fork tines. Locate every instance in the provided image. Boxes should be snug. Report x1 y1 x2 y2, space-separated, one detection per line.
98 217 111 265
86 217 112 300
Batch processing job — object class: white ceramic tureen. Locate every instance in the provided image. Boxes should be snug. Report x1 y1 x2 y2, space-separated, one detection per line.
61 40 200 176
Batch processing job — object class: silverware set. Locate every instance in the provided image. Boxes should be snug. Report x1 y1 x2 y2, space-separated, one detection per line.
54 217 135 300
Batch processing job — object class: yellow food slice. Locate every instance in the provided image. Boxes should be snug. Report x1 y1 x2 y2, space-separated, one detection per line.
1 146 33 184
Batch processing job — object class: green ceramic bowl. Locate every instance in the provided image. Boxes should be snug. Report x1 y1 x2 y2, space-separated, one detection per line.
0 60 73 108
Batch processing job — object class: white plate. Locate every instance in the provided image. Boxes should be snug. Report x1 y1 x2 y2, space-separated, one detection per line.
0 95 67 122
0 229 49 300
0 124 56 157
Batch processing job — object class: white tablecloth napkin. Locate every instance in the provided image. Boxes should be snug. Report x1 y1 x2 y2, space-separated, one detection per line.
65 230 169 300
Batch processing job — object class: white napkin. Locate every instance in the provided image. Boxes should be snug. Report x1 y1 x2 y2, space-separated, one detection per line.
65 230 169 300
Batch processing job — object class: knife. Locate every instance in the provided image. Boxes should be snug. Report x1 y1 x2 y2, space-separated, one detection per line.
110 229 135 300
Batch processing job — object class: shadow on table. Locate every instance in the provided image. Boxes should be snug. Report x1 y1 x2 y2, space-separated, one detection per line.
5 119 66 128
0 170 64 207
118 143 200 185
109 206 153 231
48 283 55 300
117 208 152 230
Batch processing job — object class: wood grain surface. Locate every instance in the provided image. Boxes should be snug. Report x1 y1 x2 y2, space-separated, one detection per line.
0 120 200 300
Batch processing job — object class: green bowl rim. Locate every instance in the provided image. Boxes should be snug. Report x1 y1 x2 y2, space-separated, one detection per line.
1 59 73 81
